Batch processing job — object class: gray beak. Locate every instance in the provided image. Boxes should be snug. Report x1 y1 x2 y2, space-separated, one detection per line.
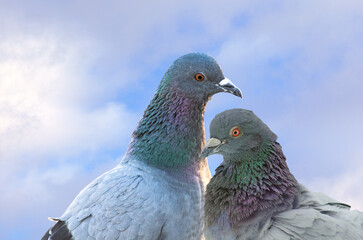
217 78 243 99
201 138 225 158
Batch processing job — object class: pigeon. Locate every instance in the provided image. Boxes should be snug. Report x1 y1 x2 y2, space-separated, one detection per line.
41 53 242 240
201 108 363 240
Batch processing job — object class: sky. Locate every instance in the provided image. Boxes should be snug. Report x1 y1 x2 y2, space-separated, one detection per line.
0 0 363 239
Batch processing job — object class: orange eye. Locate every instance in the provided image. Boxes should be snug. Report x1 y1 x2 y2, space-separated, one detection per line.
194 73 205 82
229 127 242 138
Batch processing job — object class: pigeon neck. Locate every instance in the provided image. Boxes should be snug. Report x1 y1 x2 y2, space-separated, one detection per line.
126 81 207 173
205 142 298 228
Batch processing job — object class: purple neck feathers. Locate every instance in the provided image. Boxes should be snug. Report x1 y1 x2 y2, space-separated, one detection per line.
126 83 208 173
205 142 299 228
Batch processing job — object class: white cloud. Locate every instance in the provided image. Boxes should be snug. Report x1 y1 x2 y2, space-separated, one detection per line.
308 163 363 211
0 28 139 238
0 32 139 163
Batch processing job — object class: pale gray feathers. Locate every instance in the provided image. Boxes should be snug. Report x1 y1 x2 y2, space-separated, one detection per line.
261 185 363 240
55 158 204 240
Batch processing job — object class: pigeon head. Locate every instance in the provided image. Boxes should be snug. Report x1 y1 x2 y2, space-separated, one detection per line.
128 54 242 170
161 53 242 100
201 108 277 160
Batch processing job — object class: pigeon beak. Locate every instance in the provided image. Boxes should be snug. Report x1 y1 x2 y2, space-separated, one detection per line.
217 78 243 99
201 138 225 158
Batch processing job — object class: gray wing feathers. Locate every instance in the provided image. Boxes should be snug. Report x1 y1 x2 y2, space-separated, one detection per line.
54 163 165 240
298 185 350 209
263 185 363 240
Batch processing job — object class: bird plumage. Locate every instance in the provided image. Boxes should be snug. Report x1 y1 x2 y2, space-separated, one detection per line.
45 160 204 240
263 185 363 240
42 53 242 240
202 108 363 240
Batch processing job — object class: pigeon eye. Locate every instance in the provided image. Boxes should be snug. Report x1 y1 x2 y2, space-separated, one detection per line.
194 73 205 82
229 127 242 138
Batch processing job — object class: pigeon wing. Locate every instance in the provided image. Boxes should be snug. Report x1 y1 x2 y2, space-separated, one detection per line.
262 185 363 240
42 162 166 240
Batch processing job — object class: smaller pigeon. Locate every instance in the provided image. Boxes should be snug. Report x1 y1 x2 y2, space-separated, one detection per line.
201 108 363 240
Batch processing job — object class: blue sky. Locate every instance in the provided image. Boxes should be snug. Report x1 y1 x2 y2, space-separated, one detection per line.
1 1 363 239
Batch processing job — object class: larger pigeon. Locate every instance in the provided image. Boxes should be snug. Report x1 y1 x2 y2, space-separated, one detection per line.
201 108 363 240
41 53 242 240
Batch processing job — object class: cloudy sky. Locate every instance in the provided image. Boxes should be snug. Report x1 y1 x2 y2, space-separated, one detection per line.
1 0 363 239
